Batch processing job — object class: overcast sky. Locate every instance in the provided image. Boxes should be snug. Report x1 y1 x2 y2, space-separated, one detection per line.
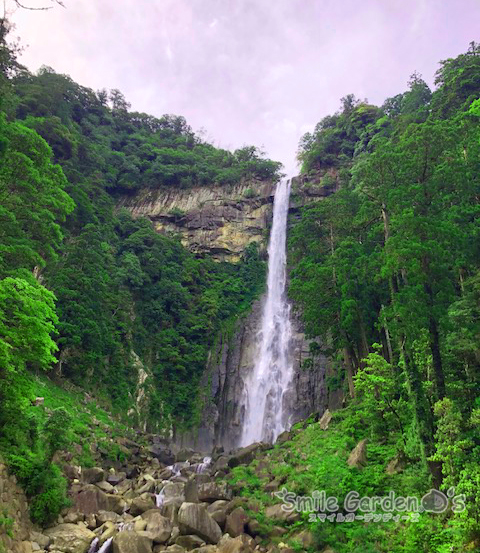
9 0 480 173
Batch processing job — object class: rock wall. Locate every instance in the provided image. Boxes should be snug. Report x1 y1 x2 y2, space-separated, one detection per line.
0 460 33 553
119 176 333 451
180 296 328 453
117 179 275 261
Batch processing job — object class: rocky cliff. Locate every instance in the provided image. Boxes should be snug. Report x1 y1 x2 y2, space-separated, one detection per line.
118 179 275 261
0 459 33 553
119 177 334 451
183 299 328 452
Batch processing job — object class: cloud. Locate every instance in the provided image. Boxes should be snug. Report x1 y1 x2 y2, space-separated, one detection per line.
10 0 480 170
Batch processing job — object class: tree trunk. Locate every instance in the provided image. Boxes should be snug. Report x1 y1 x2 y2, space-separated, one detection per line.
343 347 356 398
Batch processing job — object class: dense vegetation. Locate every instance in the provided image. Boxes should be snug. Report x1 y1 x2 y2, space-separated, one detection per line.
289 43 480 550
0 17 277 524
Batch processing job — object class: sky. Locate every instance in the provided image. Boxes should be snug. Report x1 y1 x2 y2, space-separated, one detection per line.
8 0 480 173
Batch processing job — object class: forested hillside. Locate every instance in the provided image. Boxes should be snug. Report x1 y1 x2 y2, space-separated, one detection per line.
287 43 480 549
0 16 282 523
1 10 480 551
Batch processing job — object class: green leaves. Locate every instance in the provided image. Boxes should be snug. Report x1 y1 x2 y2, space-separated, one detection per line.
0 115 74 275
0 277 58 374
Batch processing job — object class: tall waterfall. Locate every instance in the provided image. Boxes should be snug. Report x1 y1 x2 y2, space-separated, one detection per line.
240 179 294 446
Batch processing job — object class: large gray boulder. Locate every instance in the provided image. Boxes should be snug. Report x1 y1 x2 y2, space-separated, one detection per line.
225 507 249 537
82 467 105 484
217 534 255 553
175 534 206 549
149 444 175 465
44 523 96 553
75 485 126 515
177 502 222 544
141 509 172 543
112 530 152 553
265 504 300 523
130 493 155 516
318 409 332 430
347 439 368 469
198 482 232 502
227 443 270 468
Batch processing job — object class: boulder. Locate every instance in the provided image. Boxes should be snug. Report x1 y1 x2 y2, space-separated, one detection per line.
318 409 332 430
158 468 174 480
176 448 195 462
210 509 227 528
264 479 280 493
347 439 368 469
130 494 155 516
227 443 270 468
246 519 261 537
96 481 115 494
63 510 83 524
75 486 103 515
164 545 186 553
104 493 127 514
75 486 125 515
163 482 186 502
96 510 122 525
44 523 96 553
265 504 300 523
275 431 291 444
175 534 206 550
141 509 172 543
212 456 229 473
217 534 254 553
386 452 406 475
225 507 249 537
96 521 116 545
189 547 217 553
112 531 152 553
82 467 105 484
206 500 229 528
184 479 199 503
134 519 148 532
64 465 81 481
107 472 126 486
29 532 50 549
177 503 222 544
198 482 232 502
115 479 133 495
294 529 314 548
126 466 140 479
206 500 229 514
149 445 175 465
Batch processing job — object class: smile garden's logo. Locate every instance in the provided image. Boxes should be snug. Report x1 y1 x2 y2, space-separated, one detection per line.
273 488 466 523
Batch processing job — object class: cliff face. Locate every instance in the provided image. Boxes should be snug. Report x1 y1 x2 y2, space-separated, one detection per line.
118 179 275 261
180 298 328 452
0 459 33 553
119 177 332 450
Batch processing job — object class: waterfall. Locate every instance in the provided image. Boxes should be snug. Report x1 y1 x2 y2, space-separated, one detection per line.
196 456 212 473
240 179 294 446
97 538 113 553
155 486 165 507
88 538 99 553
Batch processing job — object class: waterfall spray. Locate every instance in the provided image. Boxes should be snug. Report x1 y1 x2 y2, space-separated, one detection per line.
240 179 294 445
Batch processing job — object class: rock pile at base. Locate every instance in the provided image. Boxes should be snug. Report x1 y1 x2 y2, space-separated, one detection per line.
13 439 311 553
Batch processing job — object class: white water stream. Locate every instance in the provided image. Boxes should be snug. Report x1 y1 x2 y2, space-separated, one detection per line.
240 179 294 446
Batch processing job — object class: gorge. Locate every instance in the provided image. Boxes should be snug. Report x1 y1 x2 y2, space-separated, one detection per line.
1 30 479 553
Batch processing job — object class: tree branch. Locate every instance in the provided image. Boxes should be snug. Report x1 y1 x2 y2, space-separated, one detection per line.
13 0 64 10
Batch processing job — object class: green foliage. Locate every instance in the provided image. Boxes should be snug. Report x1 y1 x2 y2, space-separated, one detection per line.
0 511 14 538
7 408 72 526
291 43 480 550
0 25 273 526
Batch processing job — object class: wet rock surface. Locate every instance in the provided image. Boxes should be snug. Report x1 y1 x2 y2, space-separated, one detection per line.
2 430 314 553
